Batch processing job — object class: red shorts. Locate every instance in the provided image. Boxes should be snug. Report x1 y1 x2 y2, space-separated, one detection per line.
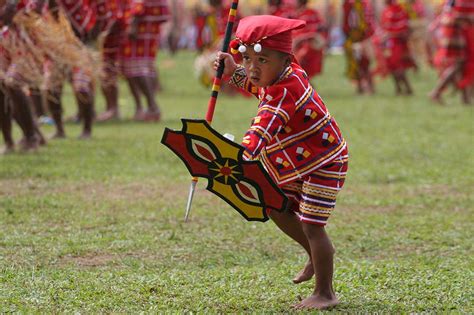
280 152 349 226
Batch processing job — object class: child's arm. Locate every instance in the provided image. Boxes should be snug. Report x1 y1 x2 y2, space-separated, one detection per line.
229 65 259 97
242 86 295 160
214 52 259 97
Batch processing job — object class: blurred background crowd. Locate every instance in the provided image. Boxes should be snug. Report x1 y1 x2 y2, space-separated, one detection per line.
0 0 472 153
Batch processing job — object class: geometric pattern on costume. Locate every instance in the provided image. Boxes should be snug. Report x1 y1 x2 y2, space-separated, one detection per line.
161 119 288 222
71 66 93 93
342 0 374 79
94 0 127 83
57 0 97 39
282 151 348 226
231 63 347 187
120 0 170 78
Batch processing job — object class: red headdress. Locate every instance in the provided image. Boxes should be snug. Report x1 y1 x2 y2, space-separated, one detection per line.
230 15 306 55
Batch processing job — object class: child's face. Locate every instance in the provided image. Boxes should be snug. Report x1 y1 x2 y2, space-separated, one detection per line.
241 47 290 88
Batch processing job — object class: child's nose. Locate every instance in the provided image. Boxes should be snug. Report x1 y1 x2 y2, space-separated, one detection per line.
249 61 258 71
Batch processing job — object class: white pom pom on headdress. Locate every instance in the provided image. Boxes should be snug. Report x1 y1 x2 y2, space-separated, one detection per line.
253 43 262 53
238 45 247 53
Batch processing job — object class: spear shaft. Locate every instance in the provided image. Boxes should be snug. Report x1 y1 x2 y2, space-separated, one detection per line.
184 0 240 221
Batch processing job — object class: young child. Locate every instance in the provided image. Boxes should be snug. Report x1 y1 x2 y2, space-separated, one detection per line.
215 15 348 310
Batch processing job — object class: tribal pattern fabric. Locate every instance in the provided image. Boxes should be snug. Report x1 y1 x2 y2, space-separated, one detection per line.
230 63 347 187
282 152 348 226
120 0 170 78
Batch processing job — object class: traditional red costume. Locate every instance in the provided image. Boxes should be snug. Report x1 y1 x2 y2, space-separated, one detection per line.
93 0 127 83
120 0 170 78
293 5 326 79
230 15 348 225
380 1 416 72
454 0 474 89
342 0 375 80
57 0 97 40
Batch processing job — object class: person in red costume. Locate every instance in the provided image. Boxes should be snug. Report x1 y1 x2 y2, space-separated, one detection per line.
342 0 375 94
216 15 348 310
380 0 416 95
267 0 293 18
429 0 473 104
43 0 98 139
0 0 47 152
95 0 128 121
120 0 170 121
455 0 474 103
292 0 327 80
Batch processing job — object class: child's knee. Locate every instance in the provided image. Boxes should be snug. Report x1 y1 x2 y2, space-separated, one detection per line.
301 222 329 240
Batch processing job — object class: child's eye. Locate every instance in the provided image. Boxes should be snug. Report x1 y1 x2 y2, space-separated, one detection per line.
242 55 250 61
259 58 267 64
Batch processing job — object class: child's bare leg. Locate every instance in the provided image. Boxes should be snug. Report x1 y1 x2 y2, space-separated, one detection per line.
75 90 94 139
48 87 66 138
269 209 314 283
461 88 470 105
0 90 14 153
400 72 413 95
127 78 145 120
429 64 460 104
365 71 375 94
136 76 161 121
97 82 120 121
294 223 339 310
392 73 402 95
356 78 364 94
8 87 39 151
30 89 45 118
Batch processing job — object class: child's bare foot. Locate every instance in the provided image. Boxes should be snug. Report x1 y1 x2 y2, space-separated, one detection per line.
78 131 91 139
1 144 15 154
293 292 339 310
51 131 66 139
65 113 81 123
97 109 120 122
37 133 47 146
19 137 39 152
428 91 444 105
133 109 146 121
293 260 314 284
144 110 161 122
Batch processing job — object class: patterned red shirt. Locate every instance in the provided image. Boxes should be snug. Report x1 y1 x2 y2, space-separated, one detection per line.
57 0 97 37
381 3 410 38
230 63 347 186
342 0 374 41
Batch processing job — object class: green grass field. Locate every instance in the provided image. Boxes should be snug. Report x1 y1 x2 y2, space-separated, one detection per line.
1 52 473 312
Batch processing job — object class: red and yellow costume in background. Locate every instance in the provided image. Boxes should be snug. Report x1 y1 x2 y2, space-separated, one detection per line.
194 3 242 94
380 0 416 73
454 0 474 89
120 0 170 78
93 0 127 84
57 0 96 40
342 0 375 80
230 16 348 225
292 5 327 79
56 0 98 93
193 4 229 51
